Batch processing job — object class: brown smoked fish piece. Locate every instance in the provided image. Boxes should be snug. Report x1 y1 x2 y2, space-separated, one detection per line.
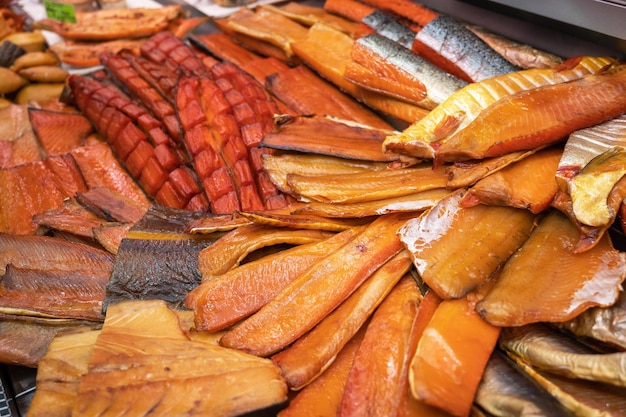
219 213 414 357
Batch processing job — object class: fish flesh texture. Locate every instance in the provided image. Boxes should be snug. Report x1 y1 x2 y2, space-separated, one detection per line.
0 154 88 235
28 108 93 156
477 209 626 327
383 56 615 159
435 65 626 164
265 64 395 130
260 114 401 162
346 33 467 109
71 299 288 417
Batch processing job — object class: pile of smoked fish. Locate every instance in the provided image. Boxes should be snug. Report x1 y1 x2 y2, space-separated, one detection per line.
1 0 626 416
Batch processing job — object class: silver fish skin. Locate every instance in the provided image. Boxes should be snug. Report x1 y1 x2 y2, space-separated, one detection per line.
356 33 468 106
361 10 416 49
415 14 521 82
475 350 566 417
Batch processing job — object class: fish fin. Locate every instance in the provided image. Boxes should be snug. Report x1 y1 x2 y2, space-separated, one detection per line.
433 111 465 140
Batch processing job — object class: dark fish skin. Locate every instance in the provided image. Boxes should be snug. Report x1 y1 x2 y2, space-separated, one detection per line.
361 10 416 49
475 350 567 417
356 34 467 106
102 205 224 312
415 15 521 82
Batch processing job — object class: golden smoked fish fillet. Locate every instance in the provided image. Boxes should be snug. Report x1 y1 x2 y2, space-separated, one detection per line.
71 300 288 417
384 56 616 159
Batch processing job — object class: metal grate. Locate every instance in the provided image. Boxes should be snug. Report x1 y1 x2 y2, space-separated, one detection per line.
0 378 13 417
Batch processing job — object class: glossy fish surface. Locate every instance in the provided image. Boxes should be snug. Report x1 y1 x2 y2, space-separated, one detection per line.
436 65 626 163
477 209 626 327
348 33 467 109
413 14 520 82
360 9 417 49
383 56 615 159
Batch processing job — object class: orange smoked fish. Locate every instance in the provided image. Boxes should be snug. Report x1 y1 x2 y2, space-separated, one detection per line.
436 65 626 163
384 56 615 159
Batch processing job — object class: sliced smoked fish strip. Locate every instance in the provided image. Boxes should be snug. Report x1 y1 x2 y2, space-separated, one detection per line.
0 265 108 321
460 146 562 214
70 141 150 208
49 37 146 68
0 318 100 368
357 88 429 124
338 274 420 417
0 103 44 168
222 7 309 58
347 34 467 109
215 17 299 64
68 74 209 212
396 290 450 417
101 51 182 142
241 56 291 85
261 115 400 162
285 163 449 204
556 114 626 187
197 223 334 279
446 150 537 189
186 226 362 332
436 65 626 163
175 75 239 213
260 152 389 195
72 300 288 417
219 213 414 357
237 210 371 231
273 252 411 390
263 3 358 35
409 296 501 417
28 108 93 155
384 56 615 159
557 288 626 351
412 14 520 83
293 188 451 219
277 330 364 417
76 186 148 223
399 189 536 300
265 65 394 130
191 33 261 67
477 209 626 327
290 23 429 124
0 232 114 276
0 154 87 235
210 61 289 210
32 197 109 239
323 0 375 23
